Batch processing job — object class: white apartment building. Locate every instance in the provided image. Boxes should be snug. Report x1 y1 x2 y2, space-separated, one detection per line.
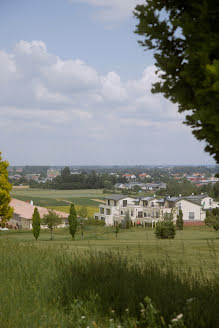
94 194 218 227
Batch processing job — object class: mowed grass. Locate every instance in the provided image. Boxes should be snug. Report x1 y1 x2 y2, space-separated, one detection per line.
11 188 106 213
1 226 219 275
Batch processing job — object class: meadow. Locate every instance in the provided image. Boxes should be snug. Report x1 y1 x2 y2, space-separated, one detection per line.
1 226 219 327
11 188 105 216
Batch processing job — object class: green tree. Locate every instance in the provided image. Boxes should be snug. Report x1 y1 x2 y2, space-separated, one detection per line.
176 209 184 230
32 207 41 240
134 1 219 162
78 205 88 220
124 211 131 229
68 203 78 240
205 208 219 231
78 205 88 238
115 223 119 239
42 210 63 240
0 152 13 227
155 221 176 239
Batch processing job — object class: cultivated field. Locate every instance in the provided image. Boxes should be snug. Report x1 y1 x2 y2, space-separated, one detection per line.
11 188 105 216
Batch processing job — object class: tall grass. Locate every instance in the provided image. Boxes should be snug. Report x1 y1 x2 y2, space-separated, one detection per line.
0 240 218 327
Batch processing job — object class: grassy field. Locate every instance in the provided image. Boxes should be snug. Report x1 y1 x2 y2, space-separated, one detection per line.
11 188 105 217
1 226 218 274
0 227 219 328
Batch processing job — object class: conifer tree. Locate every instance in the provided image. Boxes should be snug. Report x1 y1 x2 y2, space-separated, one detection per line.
0 152 13 227
32 207 41 240
68 203 77 240
176 209 184 230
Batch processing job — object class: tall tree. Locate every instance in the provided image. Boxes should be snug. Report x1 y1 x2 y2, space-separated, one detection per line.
78 205 88 238
68 203 78 240
42 210 62 240
176 209 184 230
32 207 41 240
0 152 13 227
134 1 219 162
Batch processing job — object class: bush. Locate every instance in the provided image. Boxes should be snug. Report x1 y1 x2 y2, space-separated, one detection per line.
155 221 176 239
86 218 105 226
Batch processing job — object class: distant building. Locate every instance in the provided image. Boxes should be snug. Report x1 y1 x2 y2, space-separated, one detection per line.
139 173 151 179
122 174 136 181
47 169 60 180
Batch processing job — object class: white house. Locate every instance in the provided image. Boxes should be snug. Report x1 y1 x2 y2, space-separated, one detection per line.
94 194 218 227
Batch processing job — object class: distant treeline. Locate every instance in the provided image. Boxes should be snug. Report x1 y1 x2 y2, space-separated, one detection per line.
34 167 126 190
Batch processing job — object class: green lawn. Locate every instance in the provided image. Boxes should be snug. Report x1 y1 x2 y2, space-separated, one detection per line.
1 226 218 275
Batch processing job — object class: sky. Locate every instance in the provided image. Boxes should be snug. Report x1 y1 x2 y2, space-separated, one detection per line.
0 0 215 166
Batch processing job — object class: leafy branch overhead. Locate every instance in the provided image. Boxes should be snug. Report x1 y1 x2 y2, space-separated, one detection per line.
134 0 219 162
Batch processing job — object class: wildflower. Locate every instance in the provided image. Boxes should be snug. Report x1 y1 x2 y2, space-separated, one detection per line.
177 314 183 320
111 310 115 313
171 318 178 323
125 308 129 312
81 316 86 319
109 318 114 322
141 309 145 313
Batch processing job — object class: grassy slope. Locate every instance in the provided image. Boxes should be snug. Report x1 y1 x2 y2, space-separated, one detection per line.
1 226 218 274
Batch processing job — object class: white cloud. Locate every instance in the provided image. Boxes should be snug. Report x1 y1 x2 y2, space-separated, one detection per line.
0 40 213 165
70 0 145 21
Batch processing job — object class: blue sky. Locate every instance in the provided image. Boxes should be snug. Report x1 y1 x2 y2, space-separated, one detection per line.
0 0 215 165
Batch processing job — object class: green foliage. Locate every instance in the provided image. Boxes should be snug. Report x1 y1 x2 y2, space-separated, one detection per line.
68 203 77 240
115 223 119 239
205 209 219 231
124 211 132 229
32 207 41 240
78 205 88 219
155 221 176 239
176 209 184 230
86 218 105 226
134 1 219 162
0 152 13 227
42 210 63 240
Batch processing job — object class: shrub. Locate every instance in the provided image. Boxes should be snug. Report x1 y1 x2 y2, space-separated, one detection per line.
176 209 184 230
155 221 176 239
86 218 105 226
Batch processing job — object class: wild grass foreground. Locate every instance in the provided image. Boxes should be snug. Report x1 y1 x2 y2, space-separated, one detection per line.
0 239 219 328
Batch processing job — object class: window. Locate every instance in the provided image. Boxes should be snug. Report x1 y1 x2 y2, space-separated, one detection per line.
151 202 154 207
114 200 117 206
108 200 110 206
156 212 159 218
123 200 127 207
121 211 123 215
189 212 195 220
101 217 105 221
144 212 146 217
107 209 111 215
100 208 104 214
131 210 134 216
138 211 143 218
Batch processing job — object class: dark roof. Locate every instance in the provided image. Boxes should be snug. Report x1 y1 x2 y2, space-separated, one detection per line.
104 194 129 201
184 194 208 205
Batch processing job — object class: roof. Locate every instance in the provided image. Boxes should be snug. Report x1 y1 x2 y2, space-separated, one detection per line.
184 194 208 205
10 198 68 220
104 194 129 201
141 197 154 201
